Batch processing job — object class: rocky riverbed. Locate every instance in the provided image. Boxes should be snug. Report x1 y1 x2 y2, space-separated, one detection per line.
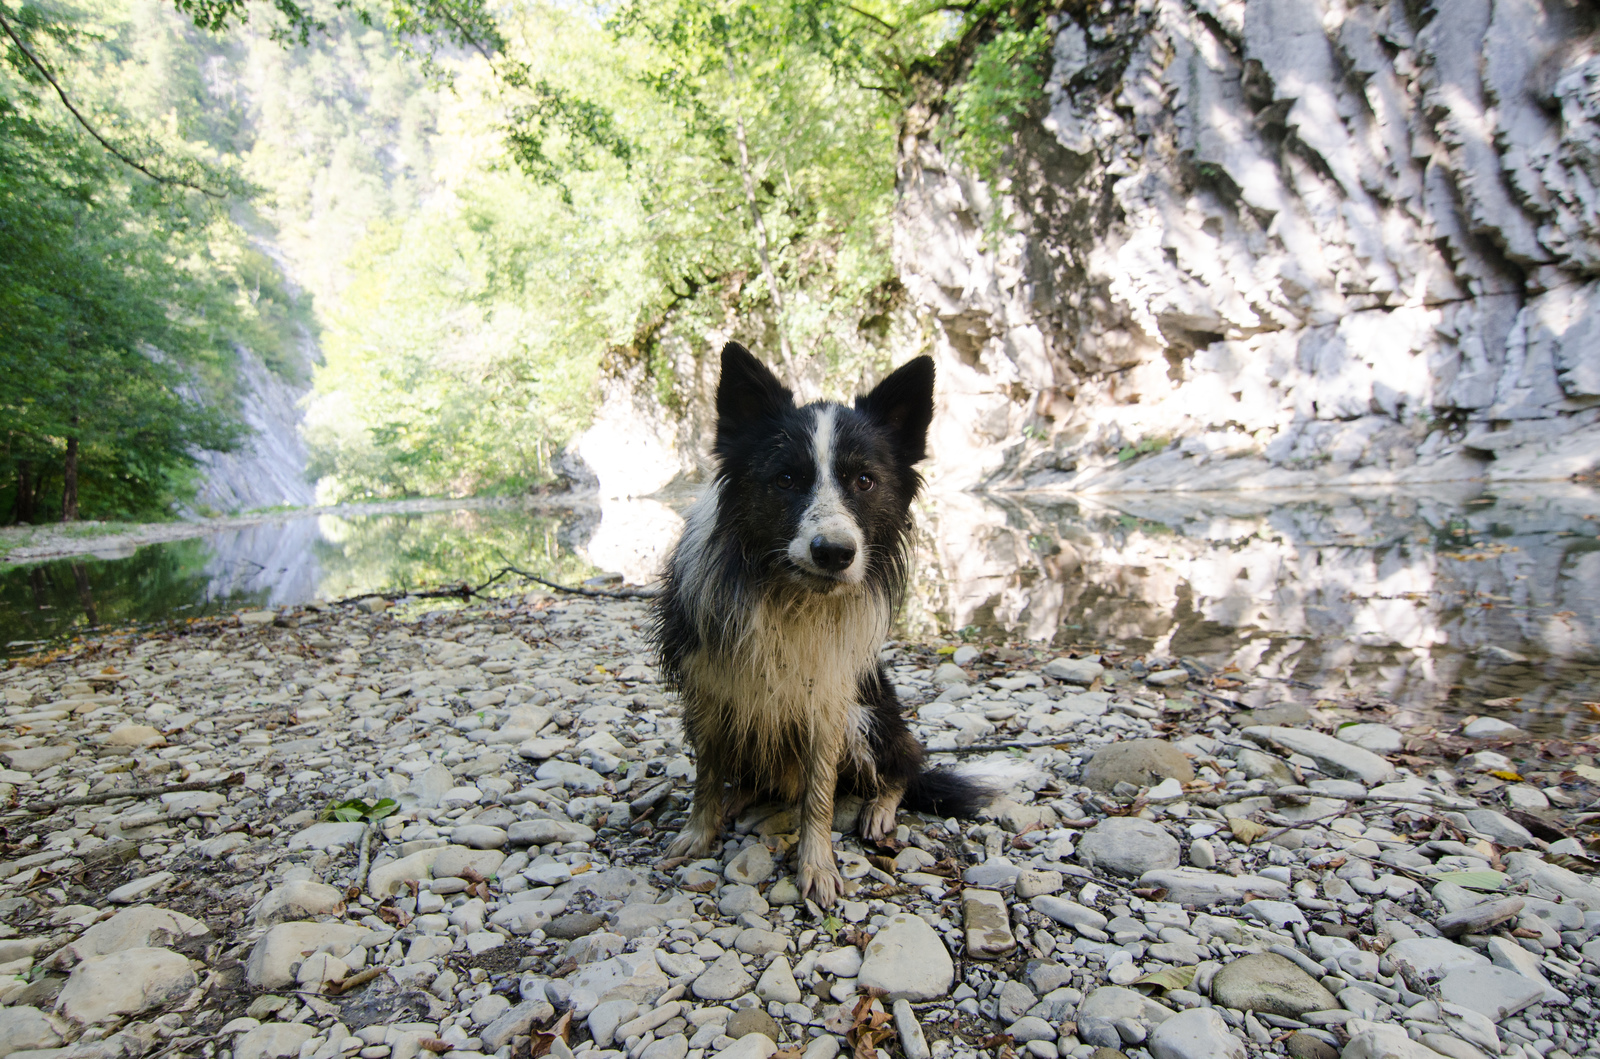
0 591 1598 1059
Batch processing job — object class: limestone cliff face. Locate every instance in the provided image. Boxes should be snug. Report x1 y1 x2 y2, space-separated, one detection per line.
190 344 315 514
898 0 1600 492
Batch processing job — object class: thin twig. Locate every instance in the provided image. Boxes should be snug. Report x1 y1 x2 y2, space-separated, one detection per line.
497 564 660 600
354 822 376 891
6 771 244 816
929 740 1070 755
324 965 385 996
0 11 224 197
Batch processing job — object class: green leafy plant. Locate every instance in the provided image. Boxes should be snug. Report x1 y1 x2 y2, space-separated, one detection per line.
1118 437 1169 463
323 797 399 824
947 12 1054 185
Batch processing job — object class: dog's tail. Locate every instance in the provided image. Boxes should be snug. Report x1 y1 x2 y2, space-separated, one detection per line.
903 758 1040 818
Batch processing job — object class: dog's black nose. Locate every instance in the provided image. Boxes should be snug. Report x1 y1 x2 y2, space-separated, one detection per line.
810 536 856 573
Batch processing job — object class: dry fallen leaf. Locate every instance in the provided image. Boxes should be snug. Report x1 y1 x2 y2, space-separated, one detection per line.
530 1011 572 1059
846 996 894 1059
1229 818 1269 844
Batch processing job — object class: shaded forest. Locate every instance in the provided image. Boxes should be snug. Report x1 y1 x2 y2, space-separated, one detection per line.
2 0 1050 520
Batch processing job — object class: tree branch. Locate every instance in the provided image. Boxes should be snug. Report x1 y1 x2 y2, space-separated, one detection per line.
0 10 225 198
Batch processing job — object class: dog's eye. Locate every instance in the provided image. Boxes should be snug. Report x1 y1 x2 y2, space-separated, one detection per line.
776 472 794 490
854 473 875 492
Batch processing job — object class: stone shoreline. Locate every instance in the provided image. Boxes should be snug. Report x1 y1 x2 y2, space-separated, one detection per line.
0 591 1596 1059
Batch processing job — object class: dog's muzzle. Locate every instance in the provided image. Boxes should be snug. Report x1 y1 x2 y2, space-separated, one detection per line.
809 535 856 574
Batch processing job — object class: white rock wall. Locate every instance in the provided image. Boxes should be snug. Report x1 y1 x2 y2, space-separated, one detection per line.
896 0 1600 492
191 344 316 514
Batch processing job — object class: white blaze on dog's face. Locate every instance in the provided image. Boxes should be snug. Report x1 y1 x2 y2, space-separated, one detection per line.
786 407 867 585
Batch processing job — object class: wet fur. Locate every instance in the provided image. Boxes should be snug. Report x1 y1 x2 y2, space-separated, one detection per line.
651 342 994 906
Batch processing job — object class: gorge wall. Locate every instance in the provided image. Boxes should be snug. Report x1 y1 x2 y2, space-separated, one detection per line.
190 344 315 515
900 0 1600 492
578 0 1600 498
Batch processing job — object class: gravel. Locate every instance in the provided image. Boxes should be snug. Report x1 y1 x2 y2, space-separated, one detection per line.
2 593 1599 1059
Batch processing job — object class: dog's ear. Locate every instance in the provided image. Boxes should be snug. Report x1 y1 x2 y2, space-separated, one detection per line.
716 341 793 430
857 356 935 461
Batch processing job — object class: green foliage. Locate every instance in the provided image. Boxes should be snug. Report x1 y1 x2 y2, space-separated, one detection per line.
0 0 324 523
0 0 1067 514
324 796 397 823
1118 437 1168 462
948 12 1054 184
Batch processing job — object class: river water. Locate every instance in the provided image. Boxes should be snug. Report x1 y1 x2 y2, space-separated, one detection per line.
3 485 1597 734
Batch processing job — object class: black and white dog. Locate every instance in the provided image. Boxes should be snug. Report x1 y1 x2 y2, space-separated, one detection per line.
651 342 995 906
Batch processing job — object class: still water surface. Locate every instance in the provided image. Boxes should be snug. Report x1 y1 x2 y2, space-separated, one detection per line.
3 485 1597 733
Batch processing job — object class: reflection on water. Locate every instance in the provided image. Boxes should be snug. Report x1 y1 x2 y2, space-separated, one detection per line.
4 486 1597 733
0 505 598 651
906 485 1600 736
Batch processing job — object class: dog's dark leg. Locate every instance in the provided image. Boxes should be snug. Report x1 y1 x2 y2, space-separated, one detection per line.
796 724 846 907
856 665 924 842
668 762 731 859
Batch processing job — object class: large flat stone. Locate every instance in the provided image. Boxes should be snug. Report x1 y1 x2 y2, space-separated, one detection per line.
1080 740 1194 791
245 922 371 989
1077 818 1180 876
53 905 207 967
1209 953 1337 1017
962 888 1016 959
1137 869 1289 906
1437 964 1547 1019
857 913 954 1000
56 947 196 1023
1241 726 1398 784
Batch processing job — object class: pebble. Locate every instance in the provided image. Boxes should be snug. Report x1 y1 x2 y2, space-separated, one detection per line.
1209 953 1338 1017
1335 723 1402 754
1242 726 1398 784
253 880 347 924
713 1034 778 1059
2 591 1588 1059
724 844 774 885
105 871 175 904
893 998 931 1059
1136 868 1289 905
692 952 754 1001
755 956 801 1003
1076 818 1180 876
1042 658 1104 684
1146 1007 1245 1059
1079 739 1194 791
857 913 953 1000
57 947 197 1023
962 888 1017 958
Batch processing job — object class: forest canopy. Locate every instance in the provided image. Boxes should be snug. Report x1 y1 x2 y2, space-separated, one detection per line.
1 0 1056 517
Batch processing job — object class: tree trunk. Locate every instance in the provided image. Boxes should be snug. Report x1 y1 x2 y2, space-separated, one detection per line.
61 436 79 522
12 459 34 524
71 561 98 627
723 48 799 391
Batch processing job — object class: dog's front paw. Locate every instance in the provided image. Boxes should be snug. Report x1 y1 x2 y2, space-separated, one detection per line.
797 859 845 908
858 798 899 843
666 825 715 860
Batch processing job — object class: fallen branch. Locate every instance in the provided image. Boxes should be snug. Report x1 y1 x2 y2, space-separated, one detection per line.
338 563 658 609
497 564 660 600
354 823 376 892
7 771 245 816
0 10 225 197
928 740 1071 755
